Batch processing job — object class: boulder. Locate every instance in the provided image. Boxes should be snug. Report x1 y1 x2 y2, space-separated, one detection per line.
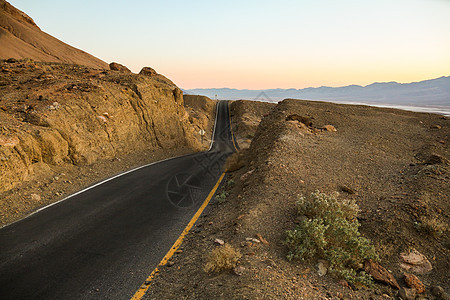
109 62 131 73
404 273 425 294
399 249 432 274
139 67 158 77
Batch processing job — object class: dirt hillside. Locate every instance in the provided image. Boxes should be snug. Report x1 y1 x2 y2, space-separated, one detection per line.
0 59 216 227
146 99 449 299
0 0 108 69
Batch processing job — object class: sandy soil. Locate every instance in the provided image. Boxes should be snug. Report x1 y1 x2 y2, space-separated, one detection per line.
146 99 449 299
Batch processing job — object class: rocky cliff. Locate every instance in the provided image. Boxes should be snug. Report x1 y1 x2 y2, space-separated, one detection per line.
0 59 201 194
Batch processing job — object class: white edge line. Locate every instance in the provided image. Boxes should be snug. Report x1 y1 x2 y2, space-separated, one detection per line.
1 154 185 229
1 101 222 229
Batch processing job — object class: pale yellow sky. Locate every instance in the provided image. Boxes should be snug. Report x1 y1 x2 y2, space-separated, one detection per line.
10 0 450 89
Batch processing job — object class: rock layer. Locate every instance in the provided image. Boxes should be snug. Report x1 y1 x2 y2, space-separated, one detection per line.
0 60 201 193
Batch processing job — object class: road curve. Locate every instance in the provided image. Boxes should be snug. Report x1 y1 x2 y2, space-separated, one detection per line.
0 100 236 299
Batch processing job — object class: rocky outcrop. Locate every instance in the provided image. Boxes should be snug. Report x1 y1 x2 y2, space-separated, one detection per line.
109 62 132 73
139 67 158 77
0 60 201 193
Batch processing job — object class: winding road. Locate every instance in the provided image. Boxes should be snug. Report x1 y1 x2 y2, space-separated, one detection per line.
0 100 237 299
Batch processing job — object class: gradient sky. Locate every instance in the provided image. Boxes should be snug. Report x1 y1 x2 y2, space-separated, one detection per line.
8 0 450 89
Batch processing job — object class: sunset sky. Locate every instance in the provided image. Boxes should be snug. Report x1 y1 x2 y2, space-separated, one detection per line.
9 0 450 89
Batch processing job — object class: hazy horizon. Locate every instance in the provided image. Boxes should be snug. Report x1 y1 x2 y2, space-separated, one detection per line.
8 0 450 90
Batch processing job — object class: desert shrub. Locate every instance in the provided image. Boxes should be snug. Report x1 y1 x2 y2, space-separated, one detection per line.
285 191 378 285
215 191 229 204
204 243 242 273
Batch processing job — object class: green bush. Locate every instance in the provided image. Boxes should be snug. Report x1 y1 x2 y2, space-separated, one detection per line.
285 191 378 285
215 191 229 204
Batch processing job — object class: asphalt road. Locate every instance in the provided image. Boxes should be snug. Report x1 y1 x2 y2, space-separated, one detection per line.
0 100 237 299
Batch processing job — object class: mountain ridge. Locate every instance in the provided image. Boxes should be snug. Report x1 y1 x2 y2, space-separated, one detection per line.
186 76 450 106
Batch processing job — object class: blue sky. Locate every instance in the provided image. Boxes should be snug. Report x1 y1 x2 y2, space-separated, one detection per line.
8 0 450 89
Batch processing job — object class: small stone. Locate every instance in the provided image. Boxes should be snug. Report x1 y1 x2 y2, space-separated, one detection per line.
245 237 260 243
404 273 425 294
316 259 329 276
339 279 351 289
340 186 355 194
30 194 41 201
398 287 416 300
166 261 174 267
240 169 255 181
256 233 270 246
97 115 108 123
430 125 442 129
364 259 400 289
214 238 224 245
322 125 337 132
233 265 245 276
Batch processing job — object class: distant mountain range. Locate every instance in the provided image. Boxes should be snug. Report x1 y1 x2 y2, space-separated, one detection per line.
185 76 450 106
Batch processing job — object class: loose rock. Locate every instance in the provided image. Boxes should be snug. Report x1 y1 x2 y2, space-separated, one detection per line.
431 286 450 300
398 287 416 300
399 249 433 274
316 259 329 276
214 238 225 245
404 273 425 294
256 233 269 246
30 193 41 201
322 125 337 132
364 259 400 289
285 114 312 126
233 265 245 276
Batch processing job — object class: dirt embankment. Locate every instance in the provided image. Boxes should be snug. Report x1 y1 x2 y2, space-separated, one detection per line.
0 60 214 226
230 100 276 149
0 0 108 69
146 99 449 299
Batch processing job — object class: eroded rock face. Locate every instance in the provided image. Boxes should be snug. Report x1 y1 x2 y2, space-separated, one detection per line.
0 61 201 193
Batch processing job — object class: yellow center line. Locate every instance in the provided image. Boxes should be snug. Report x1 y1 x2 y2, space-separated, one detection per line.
130 172 226 300
131 101 237 299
